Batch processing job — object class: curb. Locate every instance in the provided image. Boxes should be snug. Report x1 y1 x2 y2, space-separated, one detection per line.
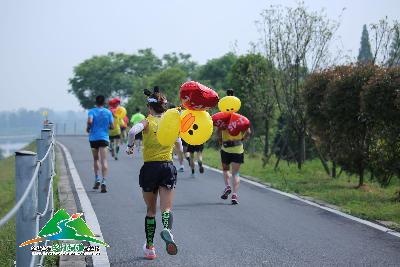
202 164 400 239
56 146 87 267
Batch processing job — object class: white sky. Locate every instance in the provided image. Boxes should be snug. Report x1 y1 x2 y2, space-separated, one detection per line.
0 0 399 111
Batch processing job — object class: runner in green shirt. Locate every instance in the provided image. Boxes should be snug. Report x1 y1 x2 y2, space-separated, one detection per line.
130 108 146 151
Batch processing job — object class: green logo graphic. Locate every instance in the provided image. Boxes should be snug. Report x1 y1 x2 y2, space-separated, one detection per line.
19 209 108 247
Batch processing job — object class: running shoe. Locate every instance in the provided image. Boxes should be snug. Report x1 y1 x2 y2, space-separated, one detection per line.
160 229 178 255
93 181 100 190
114 156 118 160
178 166 184 172
142 243 157 260
220 186 231 200
100 184 107 193
199 164 204 174
231 194 239 205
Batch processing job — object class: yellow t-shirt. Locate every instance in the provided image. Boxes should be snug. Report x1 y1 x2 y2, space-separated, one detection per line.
142 115 174 162
221 130 244 154
109 116 124 136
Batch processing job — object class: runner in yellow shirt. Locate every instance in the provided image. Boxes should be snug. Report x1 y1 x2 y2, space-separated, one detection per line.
109 112 124 160
218 127 251 204
126 87 179 260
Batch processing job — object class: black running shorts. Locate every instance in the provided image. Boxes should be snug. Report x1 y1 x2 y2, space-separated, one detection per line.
220 150 244 165
186 144 204 153
109 135 121 140
89 140 109 149
139 161 177 193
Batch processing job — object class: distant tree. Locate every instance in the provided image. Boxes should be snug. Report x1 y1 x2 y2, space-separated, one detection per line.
148 67 187 106
228 53 275 160
162 52 197 76
126 48 162 77
69 53 135 109
357 25 373 64
194 53 237 91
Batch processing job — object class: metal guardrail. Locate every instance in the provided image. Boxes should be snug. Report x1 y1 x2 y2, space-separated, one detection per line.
0 123 56 267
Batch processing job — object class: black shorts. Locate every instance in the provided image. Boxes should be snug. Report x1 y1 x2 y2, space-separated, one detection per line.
187 144 204 153
139 161 177 193
90 140 109 149
220 150 244 165
109 135 121 140
135 131 143 140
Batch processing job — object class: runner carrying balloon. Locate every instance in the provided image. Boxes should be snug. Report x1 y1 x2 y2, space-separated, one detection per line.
212 89 251 205
126 87 179 260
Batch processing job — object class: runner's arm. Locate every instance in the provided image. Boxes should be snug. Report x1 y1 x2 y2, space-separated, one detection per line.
127 120 148 147
86 117 93 133
242 128 251 141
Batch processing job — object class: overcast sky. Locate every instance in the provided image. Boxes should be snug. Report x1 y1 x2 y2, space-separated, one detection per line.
0 0 399 112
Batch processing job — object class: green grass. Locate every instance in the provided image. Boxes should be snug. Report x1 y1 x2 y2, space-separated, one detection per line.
203 148 400 228
0 142 61 267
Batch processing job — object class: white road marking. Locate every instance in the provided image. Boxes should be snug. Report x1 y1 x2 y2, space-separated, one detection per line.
202 164 400 239
58 142 111 267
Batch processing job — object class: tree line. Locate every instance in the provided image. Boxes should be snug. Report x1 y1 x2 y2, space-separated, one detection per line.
69 3 400 194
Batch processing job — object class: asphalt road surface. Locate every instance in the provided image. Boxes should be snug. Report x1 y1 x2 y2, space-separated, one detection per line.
59 136 400 267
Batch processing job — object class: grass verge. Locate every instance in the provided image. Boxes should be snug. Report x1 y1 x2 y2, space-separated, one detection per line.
202 148 400 229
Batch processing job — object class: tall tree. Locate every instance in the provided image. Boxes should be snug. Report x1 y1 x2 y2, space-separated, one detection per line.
257 3 340 169
162 52 197 76
388 25 400 66
228 54 275 160
357 25 373 64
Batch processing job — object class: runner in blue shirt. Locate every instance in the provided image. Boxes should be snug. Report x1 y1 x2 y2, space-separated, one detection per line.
87 95 114 193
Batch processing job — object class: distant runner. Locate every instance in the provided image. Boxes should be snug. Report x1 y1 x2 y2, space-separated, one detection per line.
187 144 204 178
86 95 114 193
126 87 179 260
218 127 251 204
130 107 146 152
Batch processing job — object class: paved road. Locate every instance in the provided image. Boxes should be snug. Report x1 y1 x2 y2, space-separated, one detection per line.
59 136 400 267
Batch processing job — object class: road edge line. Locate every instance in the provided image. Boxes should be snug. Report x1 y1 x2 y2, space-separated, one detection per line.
202 164 400 239
58 141 111 266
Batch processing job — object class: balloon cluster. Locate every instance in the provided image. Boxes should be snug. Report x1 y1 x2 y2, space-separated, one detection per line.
157 81 219 146
211 89 250 136
108 98 126 119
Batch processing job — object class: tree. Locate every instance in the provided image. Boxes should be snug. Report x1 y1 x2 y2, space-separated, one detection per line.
357 25 373 64
362 67 400 192
149 67 187 106
228 53 275 160
388 26 400 66
69 53 135 109
368 17 400 66
194 53 237 91
324 64 378 187
162 52 197 76
257 3 340 169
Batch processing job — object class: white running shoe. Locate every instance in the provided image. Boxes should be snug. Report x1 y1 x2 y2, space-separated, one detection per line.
142 242 156 260
178 166 184 172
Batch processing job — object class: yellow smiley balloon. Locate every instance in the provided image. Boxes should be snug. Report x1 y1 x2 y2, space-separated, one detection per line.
180 110 213 145
218 96 241 113
114 106 127 119
156 108 181 146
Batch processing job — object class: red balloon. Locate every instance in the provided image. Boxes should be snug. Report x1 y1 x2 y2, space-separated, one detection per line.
211 112 231 129
227 113 250 136
180 81 219 110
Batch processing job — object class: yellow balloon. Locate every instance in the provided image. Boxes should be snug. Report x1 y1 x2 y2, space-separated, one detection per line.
218 96 241 113
114 106 127 119
180 110 213 145
156 108 181 146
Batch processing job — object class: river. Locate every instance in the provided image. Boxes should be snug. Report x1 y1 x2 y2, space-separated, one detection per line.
0 135 36 158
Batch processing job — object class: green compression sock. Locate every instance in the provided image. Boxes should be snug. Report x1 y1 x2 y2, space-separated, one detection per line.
145 216 156 247
161 211 173 230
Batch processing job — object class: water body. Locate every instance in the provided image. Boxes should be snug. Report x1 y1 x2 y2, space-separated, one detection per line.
0 135 36 157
